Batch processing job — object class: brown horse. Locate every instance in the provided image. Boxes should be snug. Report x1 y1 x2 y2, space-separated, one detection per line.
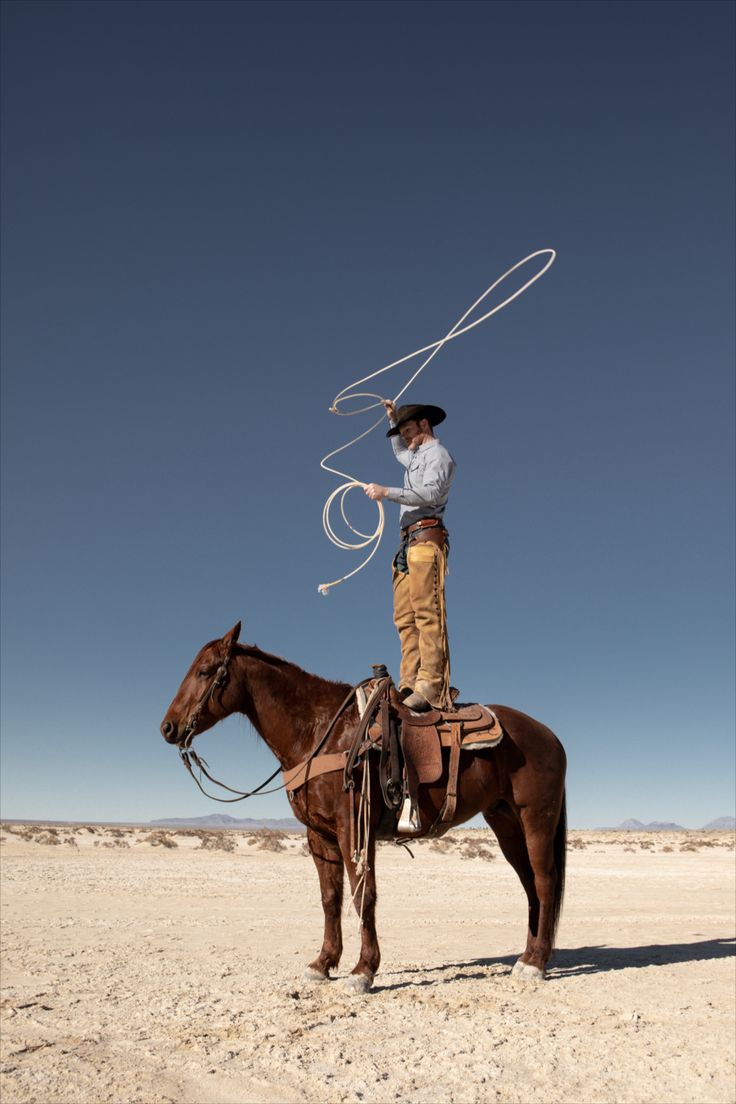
160 622 567 991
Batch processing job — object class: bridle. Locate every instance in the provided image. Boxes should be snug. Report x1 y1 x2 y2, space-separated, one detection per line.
177 644 286 802
179 648 234 750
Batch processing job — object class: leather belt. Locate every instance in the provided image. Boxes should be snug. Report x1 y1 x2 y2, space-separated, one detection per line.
402 517 444 537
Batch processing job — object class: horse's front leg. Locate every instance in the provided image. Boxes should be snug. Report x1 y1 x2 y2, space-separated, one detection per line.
340 832 380 993
304 827 344 981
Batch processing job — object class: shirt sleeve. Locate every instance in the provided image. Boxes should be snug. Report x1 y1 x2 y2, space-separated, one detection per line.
389 424 412 469
385 449 456 506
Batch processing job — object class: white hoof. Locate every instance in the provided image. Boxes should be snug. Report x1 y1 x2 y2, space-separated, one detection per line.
341 972 373 994
512 960 545 982
302 967 329 983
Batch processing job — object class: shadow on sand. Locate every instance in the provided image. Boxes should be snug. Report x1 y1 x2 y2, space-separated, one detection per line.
373 937 735 989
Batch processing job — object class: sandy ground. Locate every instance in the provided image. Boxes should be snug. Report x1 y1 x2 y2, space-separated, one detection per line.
1 824 734 1104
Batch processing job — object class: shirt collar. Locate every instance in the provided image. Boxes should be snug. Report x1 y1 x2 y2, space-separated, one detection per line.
415 436 440 453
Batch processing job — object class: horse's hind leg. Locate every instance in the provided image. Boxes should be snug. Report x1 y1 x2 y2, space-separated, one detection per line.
304 828 344 981
517 804 562 975
483 805 540 970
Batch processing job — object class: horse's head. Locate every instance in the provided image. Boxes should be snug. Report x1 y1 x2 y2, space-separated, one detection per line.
160 621 242 747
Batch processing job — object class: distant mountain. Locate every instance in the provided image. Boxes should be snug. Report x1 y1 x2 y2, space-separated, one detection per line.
599 819 686 831
596 818 735 831
149 814 305 831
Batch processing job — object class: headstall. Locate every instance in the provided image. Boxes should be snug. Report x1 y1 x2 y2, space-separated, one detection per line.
180 650 233 750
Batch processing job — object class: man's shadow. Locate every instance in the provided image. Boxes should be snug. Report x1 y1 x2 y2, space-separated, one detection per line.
373 937 735 989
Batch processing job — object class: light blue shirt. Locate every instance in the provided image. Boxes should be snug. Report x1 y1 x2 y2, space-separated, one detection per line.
386 430 456 530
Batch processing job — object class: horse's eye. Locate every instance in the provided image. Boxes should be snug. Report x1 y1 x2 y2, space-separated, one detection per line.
197 667 215 678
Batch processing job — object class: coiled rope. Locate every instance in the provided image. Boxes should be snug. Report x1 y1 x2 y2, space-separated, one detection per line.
318 248 556 594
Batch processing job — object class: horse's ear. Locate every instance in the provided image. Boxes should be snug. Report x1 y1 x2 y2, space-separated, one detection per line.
222 621 242 652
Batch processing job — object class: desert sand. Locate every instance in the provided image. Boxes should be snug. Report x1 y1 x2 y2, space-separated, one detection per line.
1 824 734 1104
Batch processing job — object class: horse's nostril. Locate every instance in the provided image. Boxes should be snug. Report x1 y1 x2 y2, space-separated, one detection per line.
161 720 176 742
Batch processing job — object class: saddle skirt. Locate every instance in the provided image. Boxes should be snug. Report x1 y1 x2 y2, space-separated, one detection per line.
370 698 503 786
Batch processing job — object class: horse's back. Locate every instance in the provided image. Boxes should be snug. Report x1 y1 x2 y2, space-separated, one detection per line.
490 704 566 770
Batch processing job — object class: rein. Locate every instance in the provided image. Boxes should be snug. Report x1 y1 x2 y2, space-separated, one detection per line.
178 673 369 805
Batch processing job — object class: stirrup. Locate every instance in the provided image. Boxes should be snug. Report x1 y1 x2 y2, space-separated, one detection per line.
397 796 421 834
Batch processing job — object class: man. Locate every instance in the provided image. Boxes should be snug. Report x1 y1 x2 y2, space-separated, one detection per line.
364 401 456 712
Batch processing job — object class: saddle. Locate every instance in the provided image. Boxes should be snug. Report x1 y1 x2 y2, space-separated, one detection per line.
370 688 503 835
281 673 503 838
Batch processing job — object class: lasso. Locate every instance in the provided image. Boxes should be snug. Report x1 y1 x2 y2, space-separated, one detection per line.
318 248 556 595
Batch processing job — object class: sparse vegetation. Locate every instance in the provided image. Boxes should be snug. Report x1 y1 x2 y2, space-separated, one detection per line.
247 828 288 852
144 831 178 849
197 831 237 852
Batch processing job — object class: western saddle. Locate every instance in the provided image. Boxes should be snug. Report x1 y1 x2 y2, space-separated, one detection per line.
282 669 503 838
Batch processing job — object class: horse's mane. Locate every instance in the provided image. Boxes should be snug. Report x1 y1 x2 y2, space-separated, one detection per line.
233 642 351 693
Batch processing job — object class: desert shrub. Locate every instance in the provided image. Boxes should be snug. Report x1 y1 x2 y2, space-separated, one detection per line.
300 841 311 856
257 834 287 852
32 831 61 845
247 828 287 844
430 839 453 853
680 842 700 852
246 828 288 850
197 832 236 852
65 837 78 847
569 837 587 850
144 831 177 849
661 845 673 852
460 841 495 862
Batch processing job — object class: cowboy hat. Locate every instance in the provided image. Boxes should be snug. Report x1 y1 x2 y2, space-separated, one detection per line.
386 403 447 437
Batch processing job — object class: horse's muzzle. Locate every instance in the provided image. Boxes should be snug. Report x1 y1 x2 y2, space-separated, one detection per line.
160 720 179 744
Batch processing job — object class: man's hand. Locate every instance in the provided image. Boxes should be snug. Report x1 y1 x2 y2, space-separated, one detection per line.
364 483 388 501
383 400 397 420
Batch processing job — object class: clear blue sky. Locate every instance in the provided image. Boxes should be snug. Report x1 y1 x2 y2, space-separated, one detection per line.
1 0 733 828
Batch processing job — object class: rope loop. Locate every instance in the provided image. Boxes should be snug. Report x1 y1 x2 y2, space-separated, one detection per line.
318 248 556 594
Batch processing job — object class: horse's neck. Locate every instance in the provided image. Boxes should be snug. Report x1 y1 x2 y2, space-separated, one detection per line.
233 649 350 769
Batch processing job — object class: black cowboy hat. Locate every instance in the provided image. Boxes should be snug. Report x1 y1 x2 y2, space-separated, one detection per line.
386 403 447 437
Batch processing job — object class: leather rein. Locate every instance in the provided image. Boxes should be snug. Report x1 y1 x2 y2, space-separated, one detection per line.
177 652 370 804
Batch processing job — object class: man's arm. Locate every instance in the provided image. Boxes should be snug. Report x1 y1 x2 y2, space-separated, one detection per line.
364 400 411 501
382 399 411 468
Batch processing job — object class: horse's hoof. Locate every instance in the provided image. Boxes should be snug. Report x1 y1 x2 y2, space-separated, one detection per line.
341 972 373 994
512 960 545 981
302 967 329 983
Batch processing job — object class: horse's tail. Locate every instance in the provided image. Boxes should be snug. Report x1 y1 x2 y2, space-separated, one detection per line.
552 790 567 945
